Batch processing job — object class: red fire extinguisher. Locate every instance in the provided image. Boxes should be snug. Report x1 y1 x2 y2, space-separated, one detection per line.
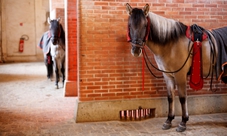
19 35 29 52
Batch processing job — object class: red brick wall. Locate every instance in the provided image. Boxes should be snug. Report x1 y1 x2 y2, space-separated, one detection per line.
67 0 77 81
78 0 227 101
65 0 78 96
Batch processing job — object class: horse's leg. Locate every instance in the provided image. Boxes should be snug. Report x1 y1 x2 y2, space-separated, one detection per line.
53 59 60 89
162 75 175 130
49 58 53 80
47 54 53 80
44 54 51 79
175 75 189 132
61 57 65 88
49 55 53 78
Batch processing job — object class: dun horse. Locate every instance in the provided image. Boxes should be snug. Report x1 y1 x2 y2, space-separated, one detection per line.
126 3 227 132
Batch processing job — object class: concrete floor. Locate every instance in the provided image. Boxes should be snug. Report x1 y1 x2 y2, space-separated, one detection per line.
0 62 227 136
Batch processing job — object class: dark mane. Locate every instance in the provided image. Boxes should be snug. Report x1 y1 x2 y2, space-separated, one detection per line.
59 24 65 45
148 12 187 45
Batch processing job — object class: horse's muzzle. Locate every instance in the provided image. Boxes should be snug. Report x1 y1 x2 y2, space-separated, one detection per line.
51 38 58 45
131 43 144 57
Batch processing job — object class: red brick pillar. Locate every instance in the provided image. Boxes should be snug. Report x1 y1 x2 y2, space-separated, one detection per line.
64 0 77 96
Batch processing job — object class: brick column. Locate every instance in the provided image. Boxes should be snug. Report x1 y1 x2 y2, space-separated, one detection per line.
64 0 78 96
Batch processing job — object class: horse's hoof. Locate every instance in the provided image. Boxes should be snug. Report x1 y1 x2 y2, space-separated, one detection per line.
162 122 172 130
176 123 186 132
55 85 59 89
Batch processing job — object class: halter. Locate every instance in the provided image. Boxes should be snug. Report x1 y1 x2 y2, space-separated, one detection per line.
127 17 150 45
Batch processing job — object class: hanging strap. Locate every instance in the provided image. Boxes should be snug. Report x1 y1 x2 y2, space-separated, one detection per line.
189 40 203 90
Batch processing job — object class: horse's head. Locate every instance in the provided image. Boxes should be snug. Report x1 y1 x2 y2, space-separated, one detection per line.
48 17 61 45
126 3 150 57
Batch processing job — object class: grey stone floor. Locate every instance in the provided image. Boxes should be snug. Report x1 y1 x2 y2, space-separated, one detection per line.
0 62 227 136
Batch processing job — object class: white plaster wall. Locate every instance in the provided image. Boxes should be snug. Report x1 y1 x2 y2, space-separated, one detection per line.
35 0 50 61
1 0 49 62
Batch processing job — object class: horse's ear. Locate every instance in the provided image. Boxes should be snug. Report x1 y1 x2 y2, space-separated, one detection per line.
48 17 51 24
143 4 150 16
57 17 61 22
126 3 133 16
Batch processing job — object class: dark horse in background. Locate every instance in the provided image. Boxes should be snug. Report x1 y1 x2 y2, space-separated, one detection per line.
38 18 65 89
126 3 227 132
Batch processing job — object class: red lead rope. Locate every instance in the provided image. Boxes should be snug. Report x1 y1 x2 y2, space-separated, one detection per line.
141 17 150 91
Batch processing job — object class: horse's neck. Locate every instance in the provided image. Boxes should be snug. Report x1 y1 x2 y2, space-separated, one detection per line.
60 25 65 44
147 12 187 46
59 38 65 46
146 36 190 59
146 12 188 56
145 41 170 57
148 12 177 36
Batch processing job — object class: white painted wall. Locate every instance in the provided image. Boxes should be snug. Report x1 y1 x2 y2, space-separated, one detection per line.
1 0 49 62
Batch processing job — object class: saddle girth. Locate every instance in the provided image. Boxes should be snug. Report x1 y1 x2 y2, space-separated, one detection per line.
186 24 208 90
